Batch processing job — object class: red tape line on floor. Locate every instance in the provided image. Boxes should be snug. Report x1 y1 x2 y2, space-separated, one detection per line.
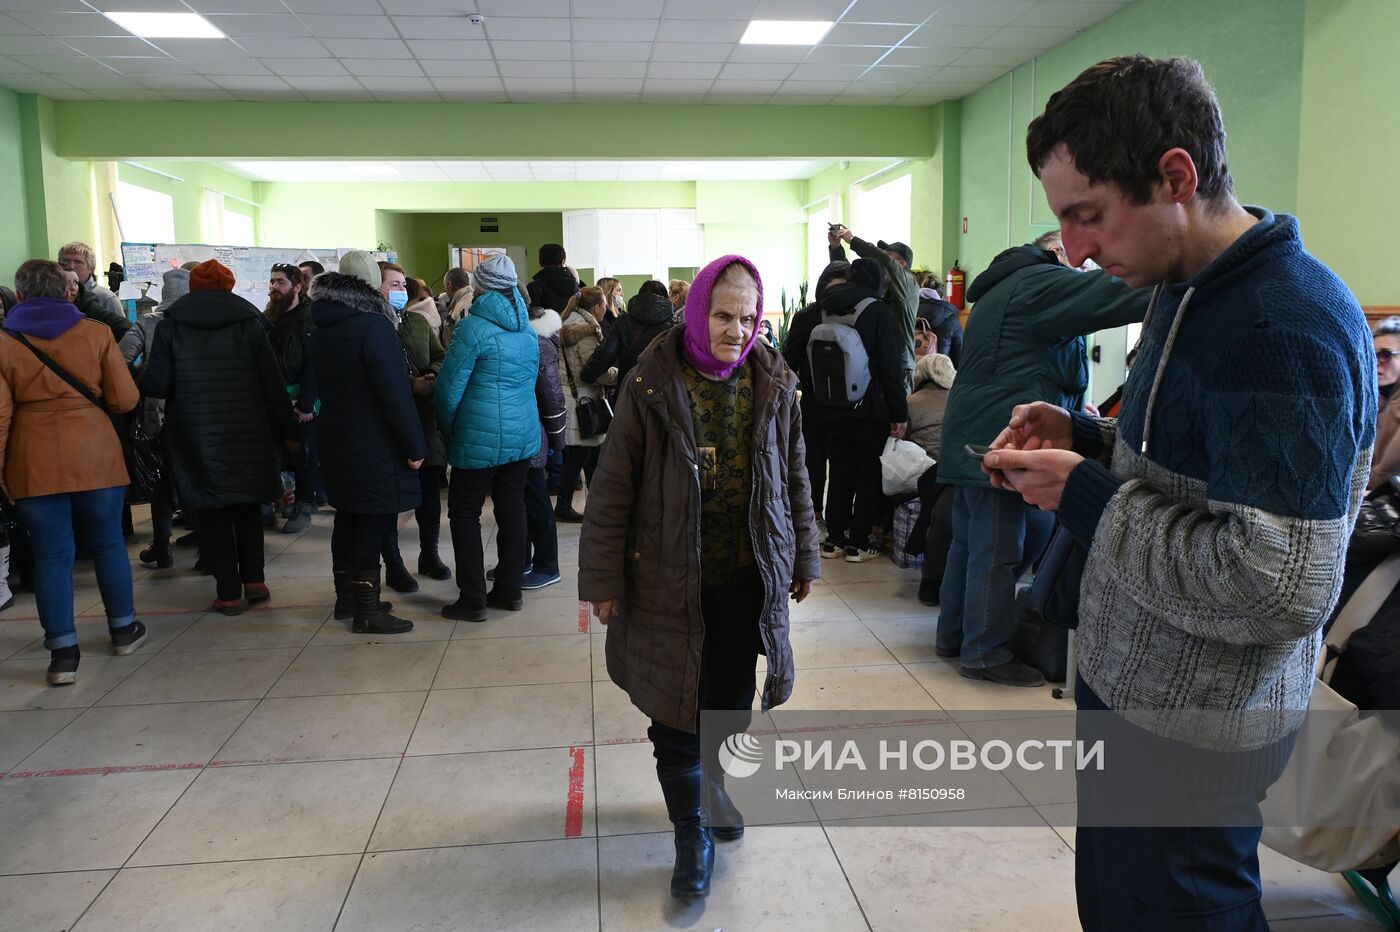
565 745 586 837
577 601 590 634
1 762 206 780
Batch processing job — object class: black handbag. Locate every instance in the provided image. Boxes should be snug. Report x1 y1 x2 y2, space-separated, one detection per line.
7 330 157 501
559 336 613 440
1029 523 1087 629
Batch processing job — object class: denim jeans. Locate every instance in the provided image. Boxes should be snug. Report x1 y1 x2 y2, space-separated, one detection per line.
936 485 1053 669
16 486 135 650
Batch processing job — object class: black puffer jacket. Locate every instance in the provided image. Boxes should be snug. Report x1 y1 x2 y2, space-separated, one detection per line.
142 290 295 509
308 273 427 515
269 298 317 414
527 265 579 313
580 292 674 386
918 295 964 367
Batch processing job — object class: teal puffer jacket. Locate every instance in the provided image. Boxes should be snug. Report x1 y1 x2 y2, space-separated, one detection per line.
435 288 541 470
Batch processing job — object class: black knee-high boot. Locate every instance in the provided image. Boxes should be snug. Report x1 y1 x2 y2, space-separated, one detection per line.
657 761 714 899
381 536 419 593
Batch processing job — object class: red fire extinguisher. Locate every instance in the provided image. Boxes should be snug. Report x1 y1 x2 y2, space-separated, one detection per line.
946 260 966 309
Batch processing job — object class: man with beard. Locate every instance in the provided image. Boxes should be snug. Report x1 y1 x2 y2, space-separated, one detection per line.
266 263 318 534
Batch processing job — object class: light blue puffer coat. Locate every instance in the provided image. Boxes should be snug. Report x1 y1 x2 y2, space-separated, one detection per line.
434 288 541 470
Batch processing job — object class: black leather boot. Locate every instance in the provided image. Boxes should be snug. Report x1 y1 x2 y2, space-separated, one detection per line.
657 762 714 899
417 525 452 581
350 568 414 635
334 562 390 621
381 538 420 593
707 773 745 841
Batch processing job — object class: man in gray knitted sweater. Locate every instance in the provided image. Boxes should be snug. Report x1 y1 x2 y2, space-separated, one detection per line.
987 56 1375 930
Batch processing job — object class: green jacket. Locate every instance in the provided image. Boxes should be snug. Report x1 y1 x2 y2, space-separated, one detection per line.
848 236 918 377
938 246 1150 487
398 309 447 467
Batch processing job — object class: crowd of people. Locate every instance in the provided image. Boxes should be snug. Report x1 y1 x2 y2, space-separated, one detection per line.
0 52 1392 929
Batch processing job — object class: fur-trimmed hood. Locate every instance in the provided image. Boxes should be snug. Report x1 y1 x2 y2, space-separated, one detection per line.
560 308 601 348
309 271 395 324
529 307 562 340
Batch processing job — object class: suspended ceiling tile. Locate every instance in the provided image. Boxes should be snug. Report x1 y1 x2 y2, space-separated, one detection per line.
484 17 571 41
775 80 854 95
803 44 890 66
184 0 289 11
205 14 311 38
282 76 365 92
902 23 999 46
229 36 329 57
321 37 412 58
164 89 240 101
0 54 28 73
862 64 938 84
823 23 917 45
376 0 470 13
498 59 570 78
662 0 758 16
0 36 72 56
933 0 1040 27
572 77 644 94
0 74 82 93
211 74 296 91
102 57 197 76
753 0 851 16
57 36 159 56
9 12 128 36
787 62 869 81
501 78 570 95
291 15 393 39
148 38 250 58
137 74 220 90
843 0 940 24
718 62 797 81
935 63 1016 83
490 39 572 60
475 0 571 14
573 18 659 42
570 40 651 61
339 58 425 77
429 77 506 94
281 0 383 13
393 16 486 40
709 79 784 94
573 59 648 78
408 40 493 60
189 58 276 76
0 13 35 35
262 58 350 76
420 59 499 77
13 54 116 76
366 76 438 92
647 42 734 63
574 0 664 16
642 78 714 94
982 25 1081 48
951 46 1040 68
647 61 723 80
0 0 89 11
878 45 965 67
1020 1 1128 29
654 20 747 43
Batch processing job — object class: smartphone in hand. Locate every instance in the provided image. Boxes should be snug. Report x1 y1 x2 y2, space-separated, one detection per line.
965 444 995 460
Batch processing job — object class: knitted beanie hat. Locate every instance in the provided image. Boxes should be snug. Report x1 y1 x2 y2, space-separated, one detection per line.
682 254 764 380
338 250 382 290
189 259 234 293
156 267 190 311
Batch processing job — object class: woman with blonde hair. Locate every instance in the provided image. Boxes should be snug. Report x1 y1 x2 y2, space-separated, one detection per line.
556 286 615 522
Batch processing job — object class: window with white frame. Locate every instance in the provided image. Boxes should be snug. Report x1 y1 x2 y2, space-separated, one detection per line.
851 171 912 254
805 196 839 292
200 189 258 246
113 181 175 245
224 209 255 247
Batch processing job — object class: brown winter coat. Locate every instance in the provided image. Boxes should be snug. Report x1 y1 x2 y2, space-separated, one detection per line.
0 319 138 499
578 326 821 733
1369 388 1400 492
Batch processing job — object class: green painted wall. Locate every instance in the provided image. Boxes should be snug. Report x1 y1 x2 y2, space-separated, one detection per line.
1298 0 1399 304
259 180 694 252
50 101 937 161
375 211 564 284
19 95 96 263
116 160 260 246
956 0 1308 280
0 89 30 276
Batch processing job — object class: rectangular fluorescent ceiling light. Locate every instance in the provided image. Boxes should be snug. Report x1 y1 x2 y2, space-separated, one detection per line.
740 20 833 45
103 12 224 39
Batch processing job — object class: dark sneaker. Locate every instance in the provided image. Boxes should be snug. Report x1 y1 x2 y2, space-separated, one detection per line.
487 563 532 581
47 645 80 686
280 506 312 534
486 594 524 612
211 598 247 616
844 546 881 564
175 531 198 548
554 505 585 523
442 599 488 623
245 583 271 605
521 570 561 590
959 658 1045 687
111 620 148 656
139 542 174 569
820 541 844 559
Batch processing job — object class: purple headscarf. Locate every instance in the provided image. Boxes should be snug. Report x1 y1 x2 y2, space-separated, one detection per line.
682 254 764 380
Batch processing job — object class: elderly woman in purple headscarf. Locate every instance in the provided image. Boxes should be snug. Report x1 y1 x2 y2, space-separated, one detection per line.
578 255 820 900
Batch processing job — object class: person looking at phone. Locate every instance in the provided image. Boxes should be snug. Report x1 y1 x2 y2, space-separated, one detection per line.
936 230 1148 686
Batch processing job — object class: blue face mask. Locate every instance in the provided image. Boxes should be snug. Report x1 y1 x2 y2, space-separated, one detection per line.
387 290 409 310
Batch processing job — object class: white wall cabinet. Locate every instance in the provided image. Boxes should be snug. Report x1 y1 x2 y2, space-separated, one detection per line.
563 208 702 279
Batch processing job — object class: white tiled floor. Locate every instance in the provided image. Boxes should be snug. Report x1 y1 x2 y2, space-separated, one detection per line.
0 504 1383 930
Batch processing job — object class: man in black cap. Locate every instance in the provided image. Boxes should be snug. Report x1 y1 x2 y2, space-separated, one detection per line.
833 226 919 389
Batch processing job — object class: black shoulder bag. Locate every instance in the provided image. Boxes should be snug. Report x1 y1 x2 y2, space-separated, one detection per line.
8 331 160 503
559 333 613 440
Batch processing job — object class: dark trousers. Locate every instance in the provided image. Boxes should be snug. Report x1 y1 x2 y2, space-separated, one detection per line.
197 503 265 601
448 458 530 607
414 465 444 549
800 404 829 518
285 419 318 510
558 444 599 503
524 466 559 576
1074 676 1271 931
649 570 766 773
919 484 956 587
823 417 889 548
149 477 176 544
332 511 399 572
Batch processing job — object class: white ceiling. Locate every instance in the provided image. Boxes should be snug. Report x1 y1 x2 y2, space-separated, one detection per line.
0 0 1134 106
214 158 847 182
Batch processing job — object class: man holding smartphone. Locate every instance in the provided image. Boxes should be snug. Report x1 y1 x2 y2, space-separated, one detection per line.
985 56 1374 928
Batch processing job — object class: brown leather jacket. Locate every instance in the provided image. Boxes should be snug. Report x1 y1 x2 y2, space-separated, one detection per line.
578 327 820 733
1370 388 1400 492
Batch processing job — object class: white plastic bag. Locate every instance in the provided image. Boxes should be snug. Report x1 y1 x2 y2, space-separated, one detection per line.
880 437 934 496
